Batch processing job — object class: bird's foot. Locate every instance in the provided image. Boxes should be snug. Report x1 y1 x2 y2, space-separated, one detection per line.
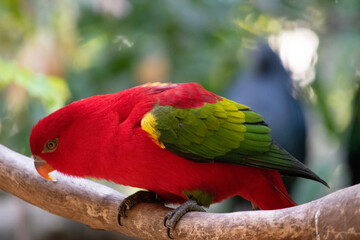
164 199 206 239
118 190 163 226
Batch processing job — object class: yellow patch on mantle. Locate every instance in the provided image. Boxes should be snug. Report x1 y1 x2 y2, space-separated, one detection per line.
141 112 165 148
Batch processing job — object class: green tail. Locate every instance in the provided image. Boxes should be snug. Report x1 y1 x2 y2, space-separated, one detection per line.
242 142 329 187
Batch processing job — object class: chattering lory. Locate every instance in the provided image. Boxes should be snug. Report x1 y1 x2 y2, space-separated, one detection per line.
29 82 328 237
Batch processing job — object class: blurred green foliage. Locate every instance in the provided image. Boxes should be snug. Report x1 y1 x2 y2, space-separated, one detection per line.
0 58 69 111
0 0 359 202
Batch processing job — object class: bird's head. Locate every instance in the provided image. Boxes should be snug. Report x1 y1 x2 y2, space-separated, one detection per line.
29 90 140 181
29 86 159 181
29 104 75 181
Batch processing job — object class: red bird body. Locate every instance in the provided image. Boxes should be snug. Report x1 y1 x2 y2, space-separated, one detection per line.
30 83 327 213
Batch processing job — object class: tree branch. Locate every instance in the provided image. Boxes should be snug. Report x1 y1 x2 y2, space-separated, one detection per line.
0 144 359 239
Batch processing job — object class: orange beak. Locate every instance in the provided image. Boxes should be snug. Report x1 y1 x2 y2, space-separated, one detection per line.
33 156 56 181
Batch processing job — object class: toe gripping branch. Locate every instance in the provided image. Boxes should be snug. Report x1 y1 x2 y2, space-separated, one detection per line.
164 198 206 239
117 190 163 226
117 192 206 239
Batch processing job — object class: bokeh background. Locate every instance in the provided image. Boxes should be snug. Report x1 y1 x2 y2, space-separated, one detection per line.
0 0 359 239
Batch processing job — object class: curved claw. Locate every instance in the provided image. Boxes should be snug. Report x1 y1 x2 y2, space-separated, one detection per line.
117 211 123 226
118 201 130 226
164 214 169 228
163 199 206 239
167 227 174 239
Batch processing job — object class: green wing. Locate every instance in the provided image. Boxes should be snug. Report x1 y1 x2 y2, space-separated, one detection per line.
141 98 328 187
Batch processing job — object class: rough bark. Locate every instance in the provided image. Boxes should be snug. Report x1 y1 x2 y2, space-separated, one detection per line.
0 144 359 239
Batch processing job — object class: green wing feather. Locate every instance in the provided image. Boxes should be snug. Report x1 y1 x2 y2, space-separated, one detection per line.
143 98 328 187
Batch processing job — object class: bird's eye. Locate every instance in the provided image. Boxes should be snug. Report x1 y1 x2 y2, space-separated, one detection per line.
43 138 58 153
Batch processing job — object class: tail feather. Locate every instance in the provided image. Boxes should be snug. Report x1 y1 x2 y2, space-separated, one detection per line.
244 142 329 188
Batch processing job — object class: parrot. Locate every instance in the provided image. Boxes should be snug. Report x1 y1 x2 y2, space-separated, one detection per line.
29 82 328 238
